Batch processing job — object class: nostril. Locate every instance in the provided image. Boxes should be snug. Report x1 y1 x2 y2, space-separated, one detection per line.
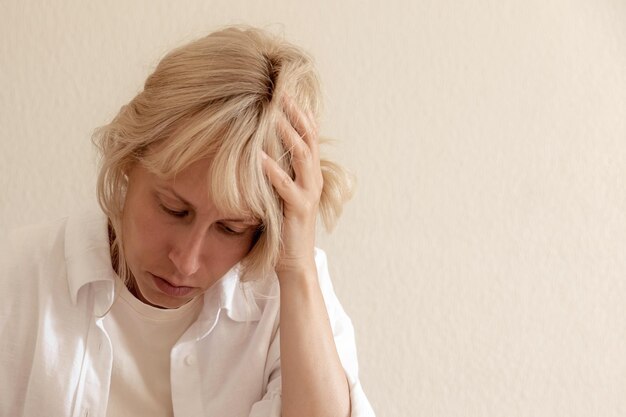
169 244 202 277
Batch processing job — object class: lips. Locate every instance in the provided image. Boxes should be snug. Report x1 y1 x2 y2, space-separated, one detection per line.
150 273 195 297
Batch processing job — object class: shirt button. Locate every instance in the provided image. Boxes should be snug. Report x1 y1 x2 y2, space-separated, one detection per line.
184 355 196 366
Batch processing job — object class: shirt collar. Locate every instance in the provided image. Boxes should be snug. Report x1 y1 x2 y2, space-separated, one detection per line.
64 209 117 316
64 208 270 322
206 265 266 323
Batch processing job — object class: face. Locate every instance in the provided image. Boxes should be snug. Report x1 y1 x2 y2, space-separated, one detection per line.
120 159 260 309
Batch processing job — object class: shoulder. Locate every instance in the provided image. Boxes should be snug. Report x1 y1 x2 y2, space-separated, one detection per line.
3 216 70 278
0 208 109 300
0 216 72 340
237 248 336 321
0 207 113 324
1 217 71 312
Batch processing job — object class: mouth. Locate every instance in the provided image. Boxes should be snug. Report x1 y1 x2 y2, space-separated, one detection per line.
150 273 195 297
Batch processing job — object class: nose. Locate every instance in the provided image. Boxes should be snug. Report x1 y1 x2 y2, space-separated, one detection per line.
168 227 204 277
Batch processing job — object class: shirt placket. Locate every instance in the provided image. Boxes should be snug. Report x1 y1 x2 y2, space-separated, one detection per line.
171 307 223 417
72 293 113 417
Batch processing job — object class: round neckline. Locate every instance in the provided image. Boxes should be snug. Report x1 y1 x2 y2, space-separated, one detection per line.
116 277 203 322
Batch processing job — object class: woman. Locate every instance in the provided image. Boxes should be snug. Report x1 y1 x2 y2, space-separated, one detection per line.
0 26 374 417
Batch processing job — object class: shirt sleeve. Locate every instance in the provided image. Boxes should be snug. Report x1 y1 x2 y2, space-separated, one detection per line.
248 248 376 417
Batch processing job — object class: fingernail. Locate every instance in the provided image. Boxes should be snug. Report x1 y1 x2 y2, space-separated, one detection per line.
260 150 268 160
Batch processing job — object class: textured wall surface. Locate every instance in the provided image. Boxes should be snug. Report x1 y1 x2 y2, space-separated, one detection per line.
2 1 626 416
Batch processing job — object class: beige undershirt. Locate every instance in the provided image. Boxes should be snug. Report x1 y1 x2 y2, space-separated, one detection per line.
104 278 203 417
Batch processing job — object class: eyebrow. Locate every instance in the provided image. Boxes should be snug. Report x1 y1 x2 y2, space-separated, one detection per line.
154 184 258 224
155 184 194 208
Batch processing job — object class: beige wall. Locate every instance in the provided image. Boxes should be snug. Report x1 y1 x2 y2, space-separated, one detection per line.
2 1 626 416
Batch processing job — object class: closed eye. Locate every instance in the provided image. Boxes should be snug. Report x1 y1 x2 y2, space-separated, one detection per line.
160 204 188 218
217 222 246 236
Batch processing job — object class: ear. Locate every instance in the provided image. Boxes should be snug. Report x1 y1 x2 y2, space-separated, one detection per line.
122 159 139 178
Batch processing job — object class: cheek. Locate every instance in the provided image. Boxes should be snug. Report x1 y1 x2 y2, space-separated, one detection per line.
205 237 253 271
123 204 170 265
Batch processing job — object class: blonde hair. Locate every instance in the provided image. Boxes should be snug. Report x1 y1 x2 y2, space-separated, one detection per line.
93 26 352 284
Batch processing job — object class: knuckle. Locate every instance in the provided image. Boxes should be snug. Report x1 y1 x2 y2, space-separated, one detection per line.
300 145 312 160
280 173 292 188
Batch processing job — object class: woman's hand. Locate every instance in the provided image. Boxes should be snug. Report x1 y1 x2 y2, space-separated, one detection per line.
261 95 323 277
261 96 351 417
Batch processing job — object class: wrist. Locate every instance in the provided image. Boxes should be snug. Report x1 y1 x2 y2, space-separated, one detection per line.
276 261 318 287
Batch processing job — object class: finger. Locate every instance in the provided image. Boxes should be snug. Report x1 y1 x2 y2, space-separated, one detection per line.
304 108 320 161
280 95 323 189
277 115 318 188
278 114 312 161
261 151 300 203
282 95 318 153
278 114 324 191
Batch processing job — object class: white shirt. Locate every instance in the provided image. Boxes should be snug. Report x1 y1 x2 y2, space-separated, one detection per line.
105 277 203 417
0 210 375 417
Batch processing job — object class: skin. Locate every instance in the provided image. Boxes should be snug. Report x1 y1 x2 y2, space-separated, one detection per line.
261 96 350 417
121 160 259 309
120 96 350 416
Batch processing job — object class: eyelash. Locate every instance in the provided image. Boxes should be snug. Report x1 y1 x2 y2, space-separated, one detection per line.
217 224 245 236
159 203 245 236
160 204 188 218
